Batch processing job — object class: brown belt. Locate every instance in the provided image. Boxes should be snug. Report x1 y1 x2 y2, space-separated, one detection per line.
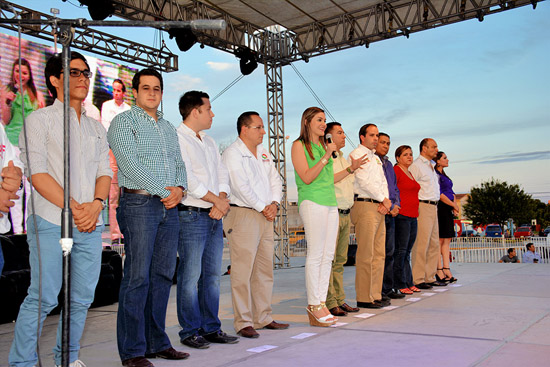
121 187 157 197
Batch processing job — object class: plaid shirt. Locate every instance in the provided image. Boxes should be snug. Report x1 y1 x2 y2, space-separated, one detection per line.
108 105 187 198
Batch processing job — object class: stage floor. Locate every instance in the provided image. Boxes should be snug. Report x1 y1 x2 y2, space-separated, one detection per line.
1 259 549 367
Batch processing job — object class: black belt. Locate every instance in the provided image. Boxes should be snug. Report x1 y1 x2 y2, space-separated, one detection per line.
121 187 160 198
354 196 380 204
420 199 438 205
177 204 210 213
229 203 253 210
338 208 351 215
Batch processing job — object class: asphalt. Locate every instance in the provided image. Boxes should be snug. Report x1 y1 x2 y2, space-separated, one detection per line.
1 258 549 367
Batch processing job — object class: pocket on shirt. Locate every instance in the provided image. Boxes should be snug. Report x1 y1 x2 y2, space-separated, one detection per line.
87 135 101 163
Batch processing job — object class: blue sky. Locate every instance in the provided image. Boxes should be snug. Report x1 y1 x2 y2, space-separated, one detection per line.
10 1 550 204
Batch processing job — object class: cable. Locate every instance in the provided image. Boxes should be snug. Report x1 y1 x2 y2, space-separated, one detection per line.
210 74 244 103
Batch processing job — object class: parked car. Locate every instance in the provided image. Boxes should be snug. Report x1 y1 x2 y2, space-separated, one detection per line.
460 229 479 237
485 224 503 238
514 226 532 238
541 226 550 237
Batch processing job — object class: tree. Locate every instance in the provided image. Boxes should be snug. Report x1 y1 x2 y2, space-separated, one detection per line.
463 178 535 227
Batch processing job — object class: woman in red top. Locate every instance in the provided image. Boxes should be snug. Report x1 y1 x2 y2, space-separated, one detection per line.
393 145 421 294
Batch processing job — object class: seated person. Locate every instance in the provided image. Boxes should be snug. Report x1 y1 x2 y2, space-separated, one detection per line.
522 243 541 263
499 248 519 263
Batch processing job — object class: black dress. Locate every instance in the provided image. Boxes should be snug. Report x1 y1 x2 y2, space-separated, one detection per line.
436 171 455 238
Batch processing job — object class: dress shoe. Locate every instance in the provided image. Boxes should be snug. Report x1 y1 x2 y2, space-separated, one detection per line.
429 280 448 287
414 282 433 290
145 347 189 360
181 334 210 349
122 357 154 367
203 330 239 344
264 320 290 329
340 302 359 313
375 298 391 307
386 290 406 299
381 294 391 302
357 301 382 309
329 306 347 316
238 326 259 338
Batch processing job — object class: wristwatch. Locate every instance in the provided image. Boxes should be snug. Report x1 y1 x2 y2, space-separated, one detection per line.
94 197 107 210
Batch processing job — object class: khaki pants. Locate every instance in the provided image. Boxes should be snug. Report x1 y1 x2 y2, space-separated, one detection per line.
351 202 386 303
411 203 440 285
326 212 351 309
223 207 274 332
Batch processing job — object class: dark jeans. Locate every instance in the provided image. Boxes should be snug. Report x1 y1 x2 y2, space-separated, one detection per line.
177 210 224 340
393 214 418 289
116 193 179 361
382 215 395 295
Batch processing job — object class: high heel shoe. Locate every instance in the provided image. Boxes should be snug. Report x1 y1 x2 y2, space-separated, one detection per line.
443 267 457 283
306 304 336 327
435 268 449 283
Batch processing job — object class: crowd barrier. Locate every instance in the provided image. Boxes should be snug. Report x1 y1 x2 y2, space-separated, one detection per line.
450 237 550 264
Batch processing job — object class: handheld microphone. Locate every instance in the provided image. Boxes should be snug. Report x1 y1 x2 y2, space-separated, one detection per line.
325 133 338 159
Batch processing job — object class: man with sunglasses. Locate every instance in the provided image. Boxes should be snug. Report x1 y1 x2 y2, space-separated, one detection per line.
221 111 288 338
9 52 112 367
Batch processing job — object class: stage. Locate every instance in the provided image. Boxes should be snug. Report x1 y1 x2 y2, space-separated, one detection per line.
1 259 548 367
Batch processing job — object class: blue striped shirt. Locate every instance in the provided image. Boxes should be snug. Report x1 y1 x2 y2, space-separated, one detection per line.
107 105 187 198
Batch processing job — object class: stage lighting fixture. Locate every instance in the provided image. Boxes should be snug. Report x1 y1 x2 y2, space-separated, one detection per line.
168 28 198 52
79 0 115 20
531 0 538 9
476 10 484 22
235 47 258 76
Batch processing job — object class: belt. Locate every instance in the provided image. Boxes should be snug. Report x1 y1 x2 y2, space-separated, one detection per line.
177 204 211 213
338 208 351 215
229 203 253 210
121 187 161 198
419 199 438 205
354 196 380 204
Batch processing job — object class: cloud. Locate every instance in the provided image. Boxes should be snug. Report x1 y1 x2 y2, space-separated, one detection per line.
207 61 237 71
455 150 550 165
166 74 203 91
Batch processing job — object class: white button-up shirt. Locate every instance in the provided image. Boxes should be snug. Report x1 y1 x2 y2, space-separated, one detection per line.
0 128 24 233
222 138 282 212
349 144 388 202
409 155 440 201
176 123 230 208
101 99 131 131
333 151 354 210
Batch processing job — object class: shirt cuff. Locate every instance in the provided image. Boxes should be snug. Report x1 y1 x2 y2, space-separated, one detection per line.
253 200 267 213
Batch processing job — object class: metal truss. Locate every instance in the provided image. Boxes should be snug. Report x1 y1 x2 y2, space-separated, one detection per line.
265 59 290 268
109 0 538 64
0 1 179 72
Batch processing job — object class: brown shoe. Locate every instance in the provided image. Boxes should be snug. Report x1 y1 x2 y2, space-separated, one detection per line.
237 326 260 338
263 320 289 329
145 347 189 360
340 302 359 313
122 357 154 367
329 306 347 316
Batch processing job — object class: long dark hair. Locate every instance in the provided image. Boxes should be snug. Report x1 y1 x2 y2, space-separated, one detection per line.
9 58 38 103
296 106 326 160
435 151 451 180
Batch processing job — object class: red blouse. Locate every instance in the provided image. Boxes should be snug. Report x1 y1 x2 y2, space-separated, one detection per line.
394 165 420 218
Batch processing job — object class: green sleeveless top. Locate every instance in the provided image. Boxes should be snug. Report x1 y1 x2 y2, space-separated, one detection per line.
5 91 39 146
295 142 337 207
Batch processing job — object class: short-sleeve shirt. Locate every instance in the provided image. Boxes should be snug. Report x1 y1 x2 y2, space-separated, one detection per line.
500 255 519 263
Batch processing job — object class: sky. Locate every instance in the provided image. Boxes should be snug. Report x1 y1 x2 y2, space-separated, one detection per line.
8 0 550 204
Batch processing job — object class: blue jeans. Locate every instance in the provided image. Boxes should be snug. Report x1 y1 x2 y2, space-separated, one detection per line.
9 215 103 367
116 193 179 361
177 210 223 340
393 214 418 289
382 215 395 294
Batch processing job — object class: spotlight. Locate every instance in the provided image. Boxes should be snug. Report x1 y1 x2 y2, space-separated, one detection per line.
235 47 258 76
403 29 410 39
476 10 484 22
365 41 370 49
531 0 537 9
79 0 115 20
168 28 198 52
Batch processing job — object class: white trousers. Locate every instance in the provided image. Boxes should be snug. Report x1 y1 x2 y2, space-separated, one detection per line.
299 200 339 305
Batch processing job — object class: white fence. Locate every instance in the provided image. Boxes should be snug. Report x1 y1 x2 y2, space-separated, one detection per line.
450 237 550 264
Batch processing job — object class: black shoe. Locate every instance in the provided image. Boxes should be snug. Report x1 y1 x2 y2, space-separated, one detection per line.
181 334 210 349
357 301 382 309
415 282 433 290
375 298 391 307
145 347 189 360
429 280 448 287
381 294 391 302
203 330 239 344
386 290 406 299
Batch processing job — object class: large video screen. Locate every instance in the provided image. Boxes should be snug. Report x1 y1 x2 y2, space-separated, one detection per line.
0 32 137 128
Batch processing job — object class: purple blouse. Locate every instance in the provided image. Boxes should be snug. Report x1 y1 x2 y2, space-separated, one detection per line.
436 170 454 202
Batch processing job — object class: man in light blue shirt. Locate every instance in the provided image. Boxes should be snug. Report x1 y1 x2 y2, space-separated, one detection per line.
522 243 542 263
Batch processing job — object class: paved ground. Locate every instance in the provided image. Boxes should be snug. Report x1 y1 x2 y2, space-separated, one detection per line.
1 258 549 367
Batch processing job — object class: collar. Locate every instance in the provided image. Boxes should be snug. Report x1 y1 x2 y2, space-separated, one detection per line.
180 122 206 139
130 104 163 120
53 98 85 116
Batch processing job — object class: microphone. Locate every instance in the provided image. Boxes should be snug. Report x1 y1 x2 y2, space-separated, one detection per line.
325 133 338 159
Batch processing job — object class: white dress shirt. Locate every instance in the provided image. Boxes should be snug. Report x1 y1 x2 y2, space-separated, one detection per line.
409 155 440 201
333 151 354 210
176 123 230 208
349 144 388 202
222 138 282 212
0 128 24 233
101 99 131 131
